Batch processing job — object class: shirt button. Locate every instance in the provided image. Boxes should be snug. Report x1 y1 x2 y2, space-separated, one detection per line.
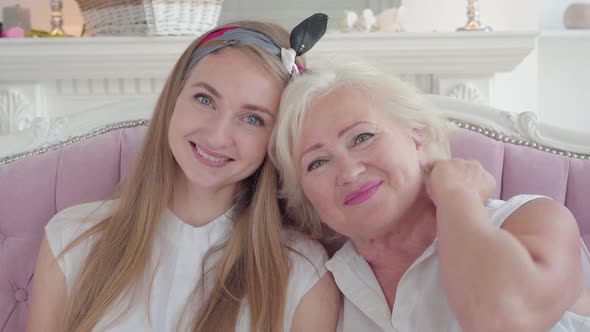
15 289 28 302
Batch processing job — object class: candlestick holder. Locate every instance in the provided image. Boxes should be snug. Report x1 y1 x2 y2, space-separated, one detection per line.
50 0 65 36
457 0 492 31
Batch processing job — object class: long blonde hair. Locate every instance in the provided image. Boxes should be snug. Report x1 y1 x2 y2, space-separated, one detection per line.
60 21 304 332
269 58 451 240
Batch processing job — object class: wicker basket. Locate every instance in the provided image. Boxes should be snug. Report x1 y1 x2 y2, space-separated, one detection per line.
76 0 223 36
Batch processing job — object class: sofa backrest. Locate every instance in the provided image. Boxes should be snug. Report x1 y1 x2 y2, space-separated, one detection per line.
451 129 590 241
0 123 589 331
0 125 146 332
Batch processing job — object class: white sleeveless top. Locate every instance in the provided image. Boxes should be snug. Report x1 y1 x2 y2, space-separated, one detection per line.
326 195 590 331
45 200 328 331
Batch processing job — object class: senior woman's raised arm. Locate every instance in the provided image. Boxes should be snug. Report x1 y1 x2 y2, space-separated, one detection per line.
427 159 584 332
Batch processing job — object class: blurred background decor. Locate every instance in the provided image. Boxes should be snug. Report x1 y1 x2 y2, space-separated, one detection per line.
564 3 590 29
357 8 377 32
50 0 65 35
74 0 224 36
338 2 408 33
376 1 408 32
1 4 30 37
0 1 72 38
2 4 32 33
457 0 492 31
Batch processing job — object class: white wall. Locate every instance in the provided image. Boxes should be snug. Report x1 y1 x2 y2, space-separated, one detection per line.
493 50 538 113
536 0 590 132
538 35 590 132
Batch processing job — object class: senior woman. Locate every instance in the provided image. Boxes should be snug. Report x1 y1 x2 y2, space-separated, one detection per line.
269 59 590 332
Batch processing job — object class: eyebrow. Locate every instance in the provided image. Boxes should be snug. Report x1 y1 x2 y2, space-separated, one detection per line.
243 104 275 119
190 82 221 99
301 121 369 157
190 82 275 118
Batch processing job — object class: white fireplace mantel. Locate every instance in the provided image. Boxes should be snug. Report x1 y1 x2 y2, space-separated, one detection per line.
0 31 536 157
0 31 536 79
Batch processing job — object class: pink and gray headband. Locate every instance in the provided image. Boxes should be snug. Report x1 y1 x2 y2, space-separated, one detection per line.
183 13 328 79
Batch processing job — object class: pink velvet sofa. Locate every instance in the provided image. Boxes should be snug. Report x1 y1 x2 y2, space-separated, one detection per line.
1 120 589 331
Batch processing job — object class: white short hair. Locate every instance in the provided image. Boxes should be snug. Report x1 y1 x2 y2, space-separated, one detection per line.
269 57 452 239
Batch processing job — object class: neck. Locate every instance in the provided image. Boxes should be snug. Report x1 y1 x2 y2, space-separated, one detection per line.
351 189 437 310
169 169 235 227
352 189 437 271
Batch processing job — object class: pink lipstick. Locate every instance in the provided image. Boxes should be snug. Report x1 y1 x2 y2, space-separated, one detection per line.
344 179 383 206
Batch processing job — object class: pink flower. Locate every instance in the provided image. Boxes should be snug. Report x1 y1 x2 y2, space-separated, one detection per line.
2 26 25 38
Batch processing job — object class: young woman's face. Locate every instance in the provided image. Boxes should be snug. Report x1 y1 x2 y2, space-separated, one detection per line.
168 48 282 192
298 87 427 240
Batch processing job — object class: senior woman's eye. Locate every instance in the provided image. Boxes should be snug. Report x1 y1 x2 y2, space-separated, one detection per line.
307 159 327 172
353 133 374 146
243 114 264 126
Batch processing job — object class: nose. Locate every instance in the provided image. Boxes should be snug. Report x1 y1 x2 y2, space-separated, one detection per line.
203 114 235 150
336 152 365 186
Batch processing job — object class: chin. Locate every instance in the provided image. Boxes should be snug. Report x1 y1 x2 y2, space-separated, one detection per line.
189 178 222 189
182 168 225 188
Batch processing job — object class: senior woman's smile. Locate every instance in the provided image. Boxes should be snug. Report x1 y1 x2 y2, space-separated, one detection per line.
343 179 384 206
297 86 428 239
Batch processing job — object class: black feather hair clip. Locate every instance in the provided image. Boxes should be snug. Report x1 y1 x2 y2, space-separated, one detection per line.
281 13 328 76
290 13 329 56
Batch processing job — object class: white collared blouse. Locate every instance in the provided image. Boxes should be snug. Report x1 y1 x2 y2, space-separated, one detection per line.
326 195 590 332
45 200 328 331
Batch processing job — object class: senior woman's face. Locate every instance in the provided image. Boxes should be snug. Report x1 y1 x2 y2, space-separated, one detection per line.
298 87 427 239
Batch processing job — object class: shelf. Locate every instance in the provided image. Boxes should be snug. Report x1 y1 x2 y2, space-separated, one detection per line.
0 31 537 80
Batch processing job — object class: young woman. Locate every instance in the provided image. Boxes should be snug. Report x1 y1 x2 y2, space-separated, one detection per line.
27 16 340 332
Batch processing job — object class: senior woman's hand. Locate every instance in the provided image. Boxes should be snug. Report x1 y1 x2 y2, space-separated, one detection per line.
424 158 584 332
425 158 496 207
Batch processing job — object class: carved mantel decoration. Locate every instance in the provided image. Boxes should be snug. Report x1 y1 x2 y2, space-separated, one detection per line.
0 89 33 135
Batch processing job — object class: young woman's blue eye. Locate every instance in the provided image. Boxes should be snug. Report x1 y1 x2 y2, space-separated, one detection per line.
195 94 213 107
353 133 374 146
307 159 327 172
244 115 264 126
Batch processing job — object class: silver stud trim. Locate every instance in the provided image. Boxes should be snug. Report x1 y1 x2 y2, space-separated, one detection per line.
0 119 149 166
450 119 590 160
